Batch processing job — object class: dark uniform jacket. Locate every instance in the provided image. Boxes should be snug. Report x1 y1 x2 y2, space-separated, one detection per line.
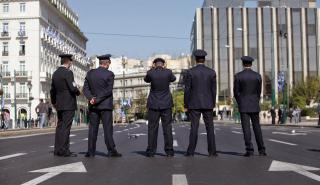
144 67 176 110
233 68 262 113
83 67 114 110
50 67 80 111
184 64 217 110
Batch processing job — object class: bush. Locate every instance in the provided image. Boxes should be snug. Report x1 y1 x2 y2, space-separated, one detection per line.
260 101 271 111
301 107 317 117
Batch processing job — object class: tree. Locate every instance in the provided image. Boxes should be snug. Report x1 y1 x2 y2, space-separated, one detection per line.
172 90 184 114
133 91 148 119
291 77 320 108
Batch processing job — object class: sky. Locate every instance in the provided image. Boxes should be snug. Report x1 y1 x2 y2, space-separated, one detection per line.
67 0 203 60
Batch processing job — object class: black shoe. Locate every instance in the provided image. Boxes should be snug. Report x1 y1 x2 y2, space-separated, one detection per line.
146 152 155 157
185 152 194 157
259 151 267 156
243 151 254 157
63 151 77 157
85 152 95 158
166 153 174 157
208 153 218 157
107 151 122 157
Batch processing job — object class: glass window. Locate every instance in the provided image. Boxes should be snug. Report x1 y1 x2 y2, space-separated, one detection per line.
248 9 258 71
20 3 26 12
292 9 303 82
3 3 9 13
233 8 243 73
3 42 8 53
307 8 317 76
203 8 213 68
245 1 258 8
3 23 9 32
262 8 272 97
19 61 26 72
19 22 25 31
19 41 25 56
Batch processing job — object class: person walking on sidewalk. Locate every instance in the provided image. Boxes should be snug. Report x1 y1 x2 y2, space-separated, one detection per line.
234 56 266 157
270 107 276 125
35 99 48 128
317 103 320 126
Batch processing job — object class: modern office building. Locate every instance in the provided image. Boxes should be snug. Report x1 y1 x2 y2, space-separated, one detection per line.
0 0 89 128
191 0 320 105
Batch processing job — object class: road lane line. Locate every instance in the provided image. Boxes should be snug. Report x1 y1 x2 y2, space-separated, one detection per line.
173 140 178 147
232 131 242 134
83 138 88 141
172 132 176 135
0 153 27 161
268 139 297 146
70 134 76 137
172 174 188 185
200 133 207 135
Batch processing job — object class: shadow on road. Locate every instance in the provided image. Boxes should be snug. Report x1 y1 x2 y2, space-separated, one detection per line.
217 151 243 156
78 151 108 157
308 149 320 153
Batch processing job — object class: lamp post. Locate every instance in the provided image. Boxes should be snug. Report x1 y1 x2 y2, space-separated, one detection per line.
121 56 127 124
27 81 32 123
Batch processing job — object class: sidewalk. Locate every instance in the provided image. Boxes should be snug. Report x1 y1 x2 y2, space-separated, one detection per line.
214 119 320 128
0 123 88 138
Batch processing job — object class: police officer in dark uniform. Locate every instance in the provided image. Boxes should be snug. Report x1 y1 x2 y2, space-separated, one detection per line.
50 54 80 157
145 58 176 157
233 56 266 157
83 54 121 158
184 49 217 157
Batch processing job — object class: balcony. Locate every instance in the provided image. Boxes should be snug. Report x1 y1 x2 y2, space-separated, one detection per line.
40 72 52 83
16 93 28 99
17 31 27 39
15 71 28 77
19 50 25 56
0 32 10 39
1 71 11 78
2 51 8 56
3 93 10 99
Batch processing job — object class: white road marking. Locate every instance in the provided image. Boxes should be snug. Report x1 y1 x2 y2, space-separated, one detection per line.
50 142 75 148
172 174 188 185
115 131 122 133
70 142 75 145
0 153 27 161
200 133 207 135
172 132 176 135
232 131 243 134
22 162 87 185
269 160 320 182
173 140 178 147
232 127 242 130
49 145 54 148
268 139 297 146
70 134 76 137
129 133 147 137
83 138 88 141
272 132 307 136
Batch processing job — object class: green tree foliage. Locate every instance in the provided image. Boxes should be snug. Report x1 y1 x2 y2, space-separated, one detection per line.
291 77 320 108
173 90 185 114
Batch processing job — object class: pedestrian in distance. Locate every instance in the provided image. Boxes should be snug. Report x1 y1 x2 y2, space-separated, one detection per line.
35 99 48 128
317 102 320 127
144 58 176 157
184 49 217 157
233 56 266 157
278 108 283 124
50 54 80 157
270 107 276 125
83 54 122 158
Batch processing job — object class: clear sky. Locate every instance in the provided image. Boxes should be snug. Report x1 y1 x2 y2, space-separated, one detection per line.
67 0 203 60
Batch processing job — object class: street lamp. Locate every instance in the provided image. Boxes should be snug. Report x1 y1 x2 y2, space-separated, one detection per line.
121 56 127 124
27 81 33 123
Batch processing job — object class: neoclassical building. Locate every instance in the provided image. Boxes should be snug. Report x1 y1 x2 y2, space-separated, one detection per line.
0 0 89 128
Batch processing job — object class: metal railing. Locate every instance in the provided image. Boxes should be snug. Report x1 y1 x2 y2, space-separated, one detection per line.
16 93 28 99
2 51 8 56
15 71 27 77
1 31 9 37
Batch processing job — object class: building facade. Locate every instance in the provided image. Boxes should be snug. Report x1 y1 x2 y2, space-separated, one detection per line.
0 0 89 128
192 0 320 105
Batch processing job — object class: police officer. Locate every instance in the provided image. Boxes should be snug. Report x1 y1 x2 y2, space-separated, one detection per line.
50 54 80 157
184 49 217 157
83 54 122 158
145 58 176 157
233 56 266 157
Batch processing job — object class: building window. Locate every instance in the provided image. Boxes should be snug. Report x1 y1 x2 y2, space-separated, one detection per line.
19 22 26 36
2 42 8 56
258 1 272 7
19 41 25 56
2 23 9 36
20 3 26 12
19 61 26 72
3 3 9 13
244 0 258 7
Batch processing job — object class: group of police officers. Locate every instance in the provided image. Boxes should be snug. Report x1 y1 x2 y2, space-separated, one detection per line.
50 49 266 158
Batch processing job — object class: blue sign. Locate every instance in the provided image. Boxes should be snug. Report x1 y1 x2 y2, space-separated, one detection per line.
278 72 286 92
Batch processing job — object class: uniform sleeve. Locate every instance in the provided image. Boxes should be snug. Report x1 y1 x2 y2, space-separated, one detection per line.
95 72 114 104
184 70 191 108
170 70 176 82
83 73 94 100
144 70 151 83
50 80 56 105
257 74 262 99
233 75 240 104
211 71 217 107
66 71 80 96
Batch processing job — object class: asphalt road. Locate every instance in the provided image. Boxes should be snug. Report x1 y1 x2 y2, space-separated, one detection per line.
0 122 320 185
